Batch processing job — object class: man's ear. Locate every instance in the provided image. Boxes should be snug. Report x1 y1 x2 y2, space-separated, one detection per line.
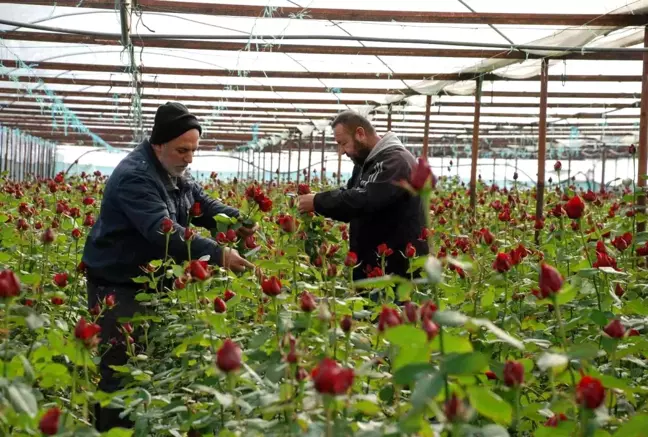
355 126 366 141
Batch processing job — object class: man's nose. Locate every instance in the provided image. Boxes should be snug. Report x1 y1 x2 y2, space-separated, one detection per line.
185 152 194 164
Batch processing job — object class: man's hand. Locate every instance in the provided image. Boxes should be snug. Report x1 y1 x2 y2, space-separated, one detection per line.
222 247 254 273
298 194 316 214
236 222 259 238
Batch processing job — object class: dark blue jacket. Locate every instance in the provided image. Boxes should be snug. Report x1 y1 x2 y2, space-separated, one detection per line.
82 139 239 285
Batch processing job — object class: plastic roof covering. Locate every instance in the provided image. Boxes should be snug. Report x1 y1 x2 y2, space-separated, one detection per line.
0 0 647 153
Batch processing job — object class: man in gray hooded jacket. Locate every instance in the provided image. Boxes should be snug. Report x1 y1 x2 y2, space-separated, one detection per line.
298 111 428 280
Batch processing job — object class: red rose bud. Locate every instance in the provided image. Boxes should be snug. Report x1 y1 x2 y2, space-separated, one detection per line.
70 228 82 239
53 272 68 288
604 319 625 338
189 260 210 281
190 202 202 217
614 283 625 297
258 197 273 212
420 301 438 321
576 375 605 409
245 235 258 249
184 227 195 241
311 358 354 395
224 289 236 301
485 370 497 380
503 360 524 387
404 301 418 323
544 413 568 427
216 232 227 244
410 157 433 191
535 219 544 230
341 315 353 333
377 243 394 257
261 276 282 297
0 269 21 298
74 317 101 348
51 296 64 305
539 263 563 297
174 276 187 289
216 338 242 373
41 228 56 244
39 407 61 436
160 217 173 234
300 291 317 312
629 144 636 154
344 251 358 267
492 252 513 273
226 229 237 242
405 242 417 258
105 294 116 308
82 197 95 206
214 297 227 313
612 236 629 252
297 183 311 195
554 161 562 171
422 319 439 341
564 195 585 219
378 306 402 332
326 264 337 278
628 328 640 337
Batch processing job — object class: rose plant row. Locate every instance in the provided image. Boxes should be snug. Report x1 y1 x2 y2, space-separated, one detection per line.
0 158 647 437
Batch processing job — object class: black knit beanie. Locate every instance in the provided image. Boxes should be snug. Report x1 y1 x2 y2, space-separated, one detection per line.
150 102 202 145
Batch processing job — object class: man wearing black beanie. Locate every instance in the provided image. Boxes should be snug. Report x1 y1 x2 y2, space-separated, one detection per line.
82 102 256 431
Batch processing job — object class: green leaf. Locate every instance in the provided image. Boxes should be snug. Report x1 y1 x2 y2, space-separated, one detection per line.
102 429 135 437
472 319 525 350
25 313 44 330
598 267 628 275
466 386 512 425
442 352 488 375
433 311 468 327
556 285 577 305
134 293 152 302
353 400 381 416
215 213 237 224
410 372 444 412
431 334 473 354
396 282 413 302
385 325 426 348
567 343 600 360
590 310 609 327
131 276 150 284
354 275 404 289
578 268 599 278
7 383 38 418
614 414 648 436
392 363 435 385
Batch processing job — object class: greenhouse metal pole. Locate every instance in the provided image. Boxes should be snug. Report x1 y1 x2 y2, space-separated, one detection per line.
535 58 549 245
321 130 326 183
296 132 302 184
288 138 293 182
277 144 282 184
387 105 392 132
422 95 432 159
269 145 274 184
262 148 266 183
600 145 606 191
638 27 648 233
470 77 483 212
308 132 313 183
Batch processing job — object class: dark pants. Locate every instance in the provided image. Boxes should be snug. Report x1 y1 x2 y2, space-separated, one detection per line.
88 281 146 432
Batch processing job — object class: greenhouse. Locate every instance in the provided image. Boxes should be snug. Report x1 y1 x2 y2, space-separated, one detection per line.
1 0 648 436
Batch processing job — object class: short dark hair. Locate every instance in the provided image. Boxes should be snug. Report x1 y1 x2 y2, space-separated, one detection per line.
331 111 375 136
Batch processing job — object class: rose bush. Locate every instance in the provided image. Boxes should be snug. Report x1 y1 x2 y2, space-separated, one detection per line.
0 168 646 436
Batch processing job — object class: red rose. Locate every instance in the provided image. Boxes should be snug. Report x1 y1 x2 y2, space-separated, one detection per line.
74 317 101 349
344 252 358 267
224 289 236 301
216 339 242 373
377 243 393 257
261 276 282 297
422 319 439 341
71 228 82 239
311 358 354 395
564 195 585 219
503 360 524 387
554 161 562 171
404 301 418 323
160 218 174 234
258 196 273 212
340 315 353 333
189 260 210 281
604 319 625 338
377 306 402 332
492 252 512 273
42 228 56 244
297 183 311 195
299 291 316 312
213 297 227 313
216 232 227 244
539 263 563 297
226 229 237 242
544 413 568 427
82 197 95 206
0 269 21 299
576 376 605 409
105 294 116 308
39 407 61 435
53 273 68 288
405 242 417 258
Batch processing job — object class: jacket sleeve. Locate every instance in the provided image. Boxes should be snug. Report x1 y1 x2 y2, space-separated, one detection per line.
190 183 240 230
313 153 411 223
116 174 224 265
